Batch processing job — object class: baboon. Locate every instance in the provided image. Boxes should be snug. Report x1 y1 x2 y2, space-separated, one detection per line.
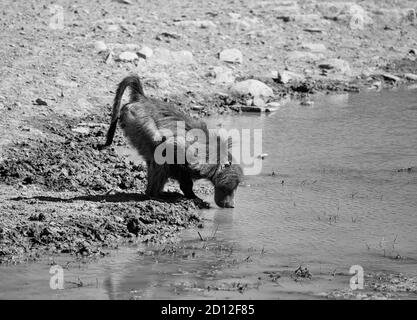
103 75 243 208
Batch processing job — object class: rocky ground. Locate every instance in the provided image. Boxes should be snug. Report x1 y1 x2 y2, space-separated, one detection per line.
1 0 417 264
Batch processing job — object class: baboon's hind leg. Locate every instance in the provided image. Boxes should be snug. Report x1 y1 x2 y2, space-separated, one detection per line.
145 161 168 197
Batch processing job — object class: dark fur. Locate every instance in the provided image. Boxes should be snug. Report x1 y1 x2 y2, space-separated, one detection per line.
104 75 243 208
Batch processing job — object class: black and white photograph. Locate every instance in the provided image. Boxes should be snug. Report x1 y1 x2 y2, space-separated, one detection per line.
0 0 417 304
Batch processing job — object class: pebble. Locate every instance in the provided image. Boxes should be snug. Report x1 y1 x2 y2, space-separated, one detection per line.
117 51 139 62
318 58 351 75
231 79 273 98
381 73 401 82
94 40 107 52
34 98 47 106
275 70 305 84
404 73 417 81
174 20 217 29
71 127 90 134
219 48 243 64
138 46 153 59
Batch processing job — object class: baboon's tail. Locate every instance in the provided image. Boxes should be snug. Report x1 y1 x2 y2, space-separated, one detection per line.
104 75 145 147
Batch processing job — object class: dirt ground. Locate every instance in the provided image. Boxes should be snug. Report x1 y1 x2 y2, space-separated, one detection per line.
1 0 417 265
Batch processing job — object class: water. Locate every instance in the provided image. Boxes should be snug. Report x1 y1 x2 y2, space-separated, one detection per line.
1 88 417 299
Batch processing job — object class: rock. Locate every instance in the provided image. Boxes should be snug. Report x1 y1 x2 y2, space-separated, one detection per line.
265 106 279 113
275 70 305 84
404 8 416 22
317 2 372 26
174 20 216 29
303 27 323 33
404 73 417 81
105 52 113 64
94 40 107 52
210 66 235 84
117 51 139 62
72 127 90 134
318 58 351 75
253 97 265 107
231 79 274 98
34 98 47 106
106 24 119 32
275 2 300 21
374 8 415 24
191 105 205 111
108 43 141 52
120 23 137 34
301 43 327 52
240 105 265 112
138 46 153 59
381 73 401 83
156 32 181 40
226 12 239 18
369 81 382 90
301 100 314 106
153 48 194 65
56 79 78 88
266 101 281 108
228 16 260 30
172 50 194 64
293 14 322 24
219 48 243 64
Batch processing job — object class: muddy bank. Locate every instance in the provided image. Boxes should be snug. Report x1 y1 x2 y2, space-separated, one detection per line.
0 112 204 264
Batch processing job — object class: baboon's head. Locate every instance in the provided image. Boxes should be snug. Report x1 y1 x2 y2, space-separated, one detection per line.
214 163 243 208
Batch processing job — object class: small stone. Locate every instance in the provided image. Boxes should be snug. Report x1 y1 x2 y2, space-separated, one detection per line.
34 98 47 106
191 105 204 111
381 73 401 82
301 100 314 106
303 28 323 33
56 79 78 88
174 20 217 29
253 96 265 107
231 79 273 98
94 40 107 52
219 48 243 64
266 101 281 110
106 24 119 32
117 51 139 62
138 46 153 59
404 73 417 81
72 127 90 134
275 70 304 84
211 66 235 84
240 105 265 112
301 43 327 52
318 58 351 75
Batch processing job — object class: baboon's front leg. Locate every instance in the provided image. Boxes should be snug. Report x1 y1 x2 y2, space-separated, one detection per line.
179 176 197 199
179 176 210 209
